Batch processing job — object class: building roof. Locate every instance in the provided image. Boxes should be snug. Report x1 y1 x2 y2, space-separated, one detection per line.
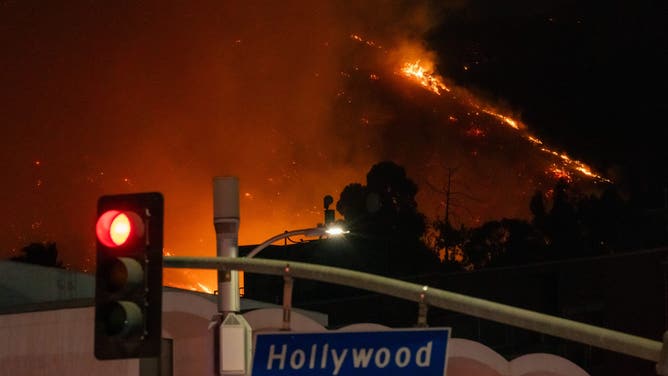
0 260 94 313
0 260 327 325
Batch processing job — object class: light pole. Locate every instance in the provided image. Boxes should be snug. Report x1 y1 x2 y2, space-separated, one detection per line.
213 177 249 376
244 225 348 259
212 178 346 375
242 224 348 334
213 177 240 314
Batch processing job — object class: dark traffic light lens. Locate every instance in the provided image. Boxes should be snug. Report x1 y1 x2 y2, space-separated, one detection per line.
104 301 143 337
104 257 144 293
108 259 128 292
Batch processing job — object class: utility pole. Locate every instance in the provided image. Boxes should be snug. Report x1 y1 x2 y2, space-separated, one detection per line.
426 166 478 262
444 167 453 226
213 177 240 314
212 177 251 376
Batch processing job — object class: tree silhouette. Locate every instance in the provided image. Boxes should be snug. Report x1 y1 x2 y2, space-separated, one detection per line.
335 161 439 277
336 163 664 274
463 220 506 268
527 179 586 258
10 242 64 268
335 183 368 229
430 218 468 263
337 161 426 240
529 189 547 229
528 180 644 259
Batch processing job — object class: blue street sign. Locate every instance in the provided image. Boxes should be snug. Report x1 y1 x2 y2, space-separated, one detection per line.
251 327 450 376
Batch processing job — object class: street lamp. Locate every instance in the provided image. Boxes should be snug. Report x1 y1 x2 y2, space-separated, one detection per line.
217 224 347 375
213 178 347 375
242 223 348 337
244 224 348 259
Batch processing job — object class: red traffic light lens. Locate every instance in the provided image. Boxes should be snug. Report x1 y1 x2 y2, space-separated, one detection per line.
109 213 131 246
96 210 145 248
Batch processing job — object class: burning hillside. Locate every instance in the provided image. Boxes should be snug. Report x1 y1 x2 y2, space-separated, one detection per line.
0 1 613 292
325 34 610 229
404 63 607 182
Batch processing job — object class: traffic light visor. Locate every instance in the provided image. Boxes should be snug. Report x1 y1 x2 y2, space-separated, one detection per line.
96 210 145 247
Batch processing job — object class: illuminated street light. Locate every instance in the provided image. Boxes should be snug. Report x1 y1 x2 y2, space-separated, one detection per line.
324 225 347 236
244 225 348 259
212 179 347 375
219 223 347 374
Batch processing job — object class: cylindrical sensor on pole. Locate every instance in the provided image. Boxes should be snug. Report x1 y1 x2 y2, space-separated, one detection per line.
214 176 240 235
213 176 240 313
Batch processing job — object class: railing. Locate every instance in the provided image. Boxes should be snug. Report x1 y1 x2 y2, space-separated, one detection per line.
164 256 668 372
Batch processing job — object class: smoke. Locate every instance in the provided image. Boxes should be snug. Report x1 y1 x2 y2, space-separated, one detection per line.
0 1 441 276
0 1 602 289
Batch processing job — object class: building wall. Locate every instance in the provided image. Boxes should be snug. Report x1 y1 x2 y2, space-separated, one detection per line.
0 307 138 376
1 294 592 376
0 290 218 376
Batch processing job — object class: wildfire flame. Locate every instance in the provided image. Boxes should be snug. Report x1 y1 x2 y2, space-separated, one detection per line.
549 165 573 182
348 32 610 183
400 60 450 95
481 109 521 130
396 58 610 183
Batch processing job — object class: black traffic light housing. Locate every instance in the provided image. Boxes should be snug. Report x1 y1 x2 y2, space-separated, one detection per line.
94 192 164 360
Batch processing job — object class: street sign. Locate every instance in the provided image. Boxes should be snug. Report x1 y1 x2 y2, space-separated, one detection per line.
251 327 450 376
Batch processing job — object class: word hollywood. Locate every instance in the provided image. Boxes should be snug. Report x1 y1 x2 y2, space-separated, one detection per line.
251 328 450 376
266 341 434 374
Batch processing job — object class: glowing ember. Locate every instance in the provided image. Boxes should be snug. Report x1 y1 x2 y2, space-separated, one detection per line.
548 165 573 182
575 165 597 178
350 34 382 49
400 60 450 95
466 127 486 137
527 136 543 145
482 109 521 130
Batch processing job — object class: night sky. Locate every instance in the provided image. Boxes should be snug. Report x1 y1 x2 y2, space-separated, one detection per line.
426 0 667 200
1 1 665 288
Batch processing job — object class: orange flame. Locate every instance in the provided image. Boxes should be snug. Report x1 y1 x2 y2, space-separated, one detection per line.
548 165 573 182
481 109 521 130
400 60 450 95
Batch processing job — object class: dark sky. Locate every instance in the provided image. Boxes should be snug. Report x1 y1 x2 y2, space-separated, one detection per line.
0 0 665 288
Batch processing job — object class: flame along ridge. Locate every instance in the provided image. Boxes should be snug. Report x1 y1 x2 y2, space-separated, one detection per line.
400 61 608 182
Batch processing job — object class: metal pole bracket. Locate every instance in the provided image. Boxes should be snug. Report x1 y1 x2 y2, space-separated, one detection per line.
282 264 294 331
417 285 429 328
208 313 223 331
656 330 668 375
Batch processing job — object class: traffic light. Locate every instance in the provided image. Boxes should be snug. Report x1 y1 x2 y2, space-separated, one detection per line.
94 192 164 360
